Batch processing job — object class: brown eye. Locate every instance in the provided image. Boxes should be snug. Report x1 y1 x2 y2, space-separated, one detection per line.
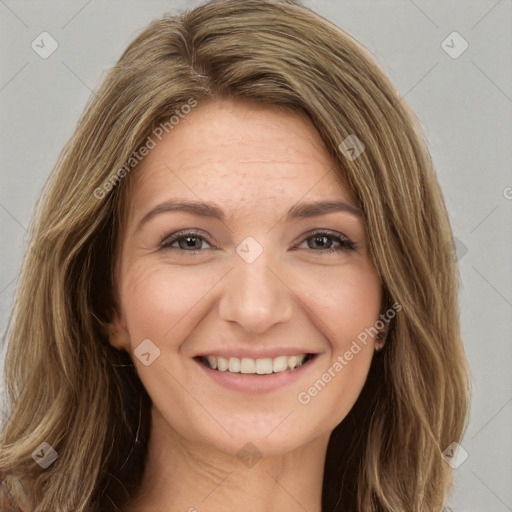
300 230 356 254
160 230 214 253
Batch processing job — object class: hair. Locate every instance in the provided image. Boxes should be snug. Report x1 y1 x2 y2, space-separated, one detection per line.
0 0 471 510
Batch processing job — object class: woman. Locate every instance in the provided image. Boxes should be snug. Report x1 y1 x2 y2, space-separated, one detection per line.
0 0 471 510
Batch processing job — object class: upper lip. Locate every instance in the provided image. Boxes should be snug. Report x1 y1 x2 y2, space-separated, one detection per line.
195 347 319 359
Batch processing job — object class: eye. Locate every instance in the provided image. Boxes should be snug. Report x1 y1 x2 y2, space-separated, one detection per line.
160 230 216 253
297 230 356 254
159 229 356 256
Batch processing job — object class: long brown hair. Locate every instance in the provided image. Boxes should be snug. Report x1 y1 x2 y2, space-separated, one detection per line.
0 1 471 510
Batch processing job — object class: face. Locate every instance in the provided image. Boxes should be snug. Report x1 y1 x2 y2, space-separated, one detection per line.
110 98 383 457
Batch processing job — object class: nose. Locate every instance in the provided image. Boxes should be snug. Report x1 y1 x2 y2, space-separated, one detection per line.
218 249 294 334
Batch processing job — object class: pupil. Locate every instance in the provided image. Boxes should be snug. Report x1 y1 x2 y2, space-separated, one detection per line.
182 236 199 249
313 235 330 249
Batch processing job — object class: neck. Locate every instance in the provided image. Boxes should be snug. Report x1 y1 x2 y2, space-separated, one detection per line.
124 406 330 512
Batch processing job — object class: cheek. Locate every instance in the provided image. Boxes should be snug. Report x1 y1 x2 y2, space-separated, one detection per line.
300 260 382 347
119 261 218 346
121 256 382 367
115 254 383 451
292 263 381 426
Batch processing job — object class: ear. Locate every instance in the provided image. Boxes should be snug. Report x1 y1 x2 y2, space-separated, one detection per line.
107 311 131 352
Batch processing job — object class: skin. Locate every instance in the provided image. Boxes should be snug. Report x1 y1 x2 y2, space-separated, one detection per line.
109 98 383 512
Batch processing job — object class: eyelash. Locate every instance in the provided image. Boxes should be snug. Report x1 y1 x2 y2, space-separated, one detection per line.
159 229 357 255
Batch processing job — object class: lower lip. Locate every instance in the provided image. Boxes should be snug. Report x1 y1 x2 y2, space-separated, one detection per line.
195 356 318 393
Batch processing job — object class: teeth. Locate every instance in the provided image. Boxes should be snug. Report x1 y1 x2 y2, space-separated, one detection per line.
228 357 240 373
240 357 256 374
272 355 288 372
256 358 273 375
201 354 310 374
217 356 228 372
288 355 303 369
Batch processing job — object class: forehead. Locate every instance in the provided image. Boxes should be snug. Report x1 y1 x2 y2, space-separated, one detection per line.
127 98 355 218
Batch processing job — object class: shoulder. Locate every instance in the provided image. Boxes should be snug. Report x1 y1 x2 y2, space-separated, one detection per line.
0 478 25 512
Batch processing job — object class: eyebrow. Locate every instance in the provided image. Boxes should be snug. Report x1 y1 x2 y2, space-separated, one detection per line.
135 198 362 232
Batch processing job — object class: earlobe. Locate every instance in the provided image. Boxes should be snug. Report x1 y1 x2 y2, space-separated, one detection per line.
374 331 387 352
375 307 391 352
107 317 131 352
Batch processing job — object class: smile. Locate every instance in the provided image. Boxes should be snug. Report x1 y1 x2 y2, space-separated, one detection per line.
197 354 315 375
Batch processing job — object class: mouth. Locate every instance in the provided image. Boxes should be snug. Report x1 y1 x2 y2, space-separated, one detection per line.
194 353 316 375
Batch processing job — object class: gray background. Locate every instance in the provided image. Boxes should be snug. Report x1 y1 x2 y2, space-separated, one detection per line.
1 1 511 510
